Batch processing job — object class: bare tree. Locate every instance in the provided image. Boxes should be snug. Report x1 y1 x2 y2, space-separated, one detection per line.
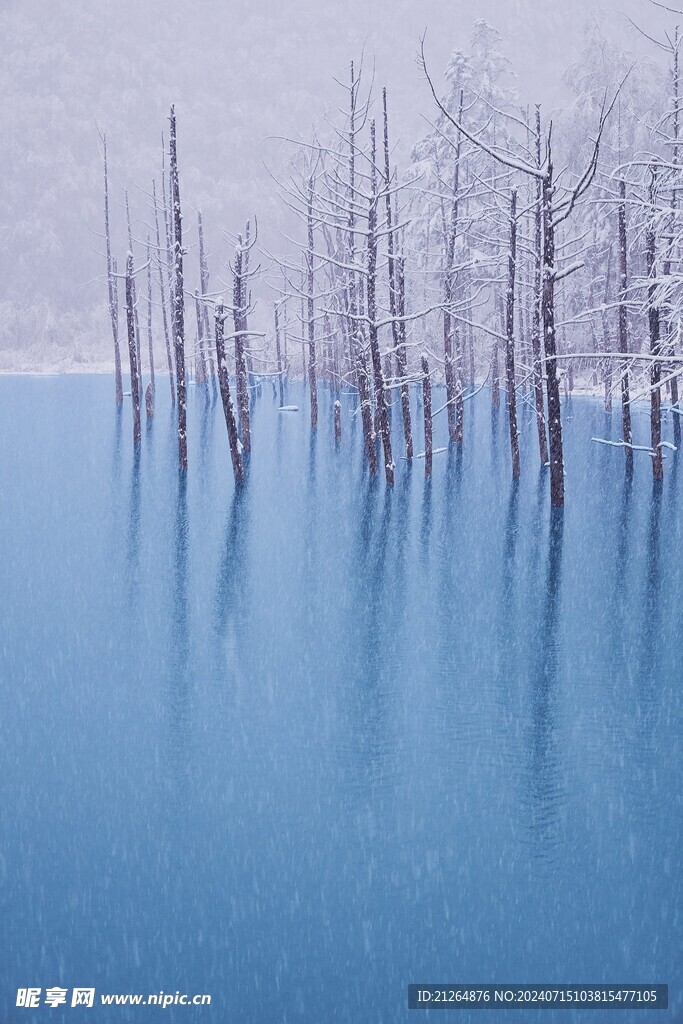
169 106 187 470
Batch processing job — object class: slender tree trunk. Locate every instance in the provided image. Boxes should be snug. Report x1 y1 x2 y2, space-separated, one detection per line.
443 89 464 443
125 189 143 399
542 141 564 507
422 354 432 478
601 243 613 413
532 106 549 466
145 237 155 417
367 121 394 485
197 210 215 381
307 177 318 428
215 301 243 482
274 303 284 406
505 189 521 478
152 179 175 404
647 167 663 481
125 253 141 445
194 290 207 385
617 178 633 471
169 106 187 470
334 399 341 443
103 135 123 404
383 87 413 459
233 240 251 454
396 253 413 459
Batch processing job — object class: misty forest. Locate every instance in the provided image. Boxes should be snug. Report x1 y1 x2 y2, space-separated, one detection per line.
1 0 682 1022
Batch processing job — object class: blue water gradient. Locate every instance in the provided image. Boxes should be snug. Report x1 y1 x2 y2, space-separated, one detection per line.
0 375 680 1022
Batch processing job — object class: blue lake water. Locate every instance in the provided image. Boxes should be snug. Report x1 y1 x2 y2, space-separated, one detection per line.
0 375 681 1022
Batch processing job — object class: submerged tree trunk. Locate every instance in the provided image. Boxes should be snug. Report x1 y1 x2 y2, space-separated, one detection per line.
422 354 433 478
169 106 187 469
125 252 141 445
215 301 243 482
505 189 521 478
617 178 633 472
103 135 123 404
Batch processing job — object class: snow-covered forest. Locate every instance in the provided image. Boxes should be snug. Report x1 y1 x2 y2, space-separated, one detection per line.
48 0 683 503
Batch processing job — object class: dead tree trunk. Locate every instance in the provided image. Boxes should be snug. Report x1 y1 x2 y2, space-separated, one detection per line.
306 177 318 428
334 400 341 443
505 189 521 478
125 190 143 399
215 301 243 482
367 120 394 485
422 354 433 478
169 106 187 469
102 135 123 404
232 239 251 454
601 243 613 413
194 290 208 386
145 237 155 417
443 89 464 443
647 167 664 481
274 303 285 406
383 88 413 458
532 106 549 466
617 178 633 471
152 179 175 404
197 210 215 382
542 140 564 506
125 252 141 445
396 253 413 459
